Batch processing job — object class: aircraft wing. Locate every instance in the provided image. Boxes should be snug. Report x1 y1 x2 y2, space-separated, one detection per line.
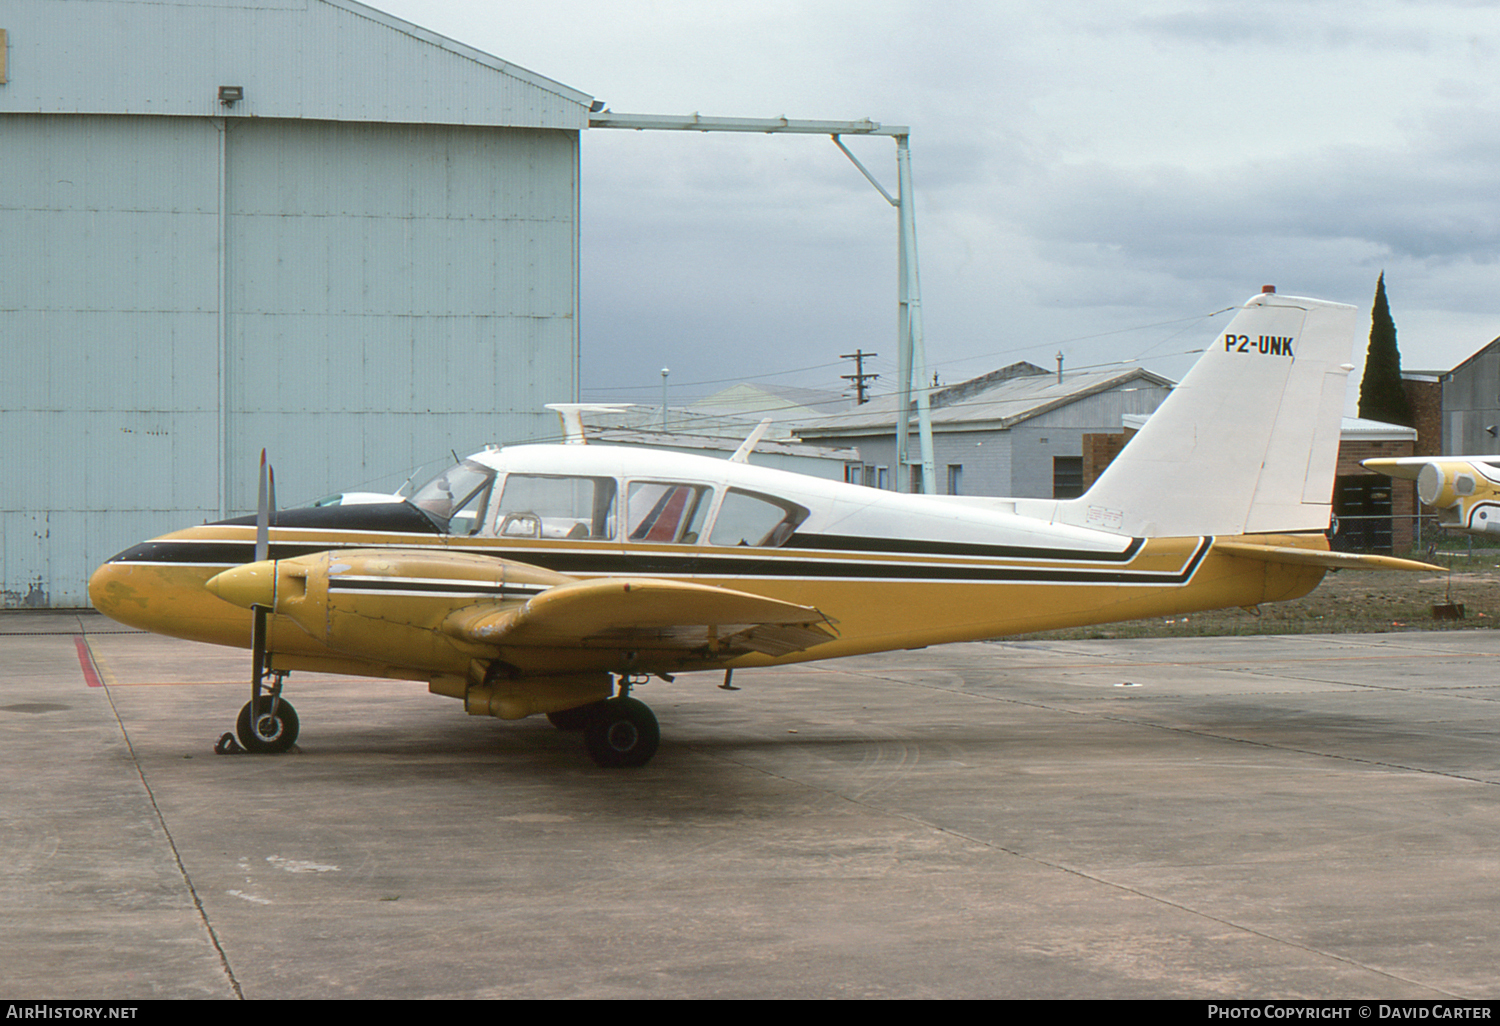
1213 540 1440 572
443 578 839 658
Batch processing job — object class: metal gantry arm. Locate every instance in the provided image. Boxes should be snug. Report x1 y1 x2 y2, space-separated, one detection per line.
589 112 937 493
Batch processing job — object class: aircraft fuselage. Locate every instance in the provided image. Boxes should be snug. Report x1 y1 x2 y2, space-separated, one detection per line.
89 444 1328 693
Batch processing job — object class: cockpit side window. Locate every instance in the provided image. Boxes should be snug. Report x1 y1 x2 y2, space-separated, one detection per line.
491 474 617 540
410 460 495 536
625 482 713 544
708 489 808 548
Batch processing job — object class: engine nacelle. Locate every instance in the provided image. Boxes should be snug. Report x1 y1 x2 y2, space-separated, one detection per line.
1416 461 1481 509
1413 460 1500 533
207 548 578 678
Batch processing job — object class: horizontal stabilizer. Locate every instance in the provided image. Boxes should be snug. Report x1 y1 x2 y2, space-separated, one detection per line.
1213 540 1441 572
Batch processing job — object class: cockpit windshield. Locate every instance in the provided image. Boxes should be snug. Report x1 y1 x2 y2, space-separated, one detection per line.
410 459 496 534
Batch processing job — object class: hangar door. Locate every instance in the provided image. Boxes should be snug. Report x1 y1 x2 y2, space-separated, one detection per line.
1331 475 1393 554
1 114 579 606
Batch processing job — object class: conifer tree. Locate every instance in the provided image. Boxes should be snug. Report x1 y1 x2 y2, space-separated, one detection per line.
1357 272 1413 427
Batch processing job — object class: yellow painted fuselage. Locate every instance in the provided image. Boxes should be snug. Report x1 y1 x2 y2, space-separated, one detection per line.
90 515 1326 690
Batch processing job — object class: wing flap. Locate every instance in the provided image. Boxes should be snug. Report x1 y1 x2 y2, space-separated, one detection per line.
445 578 838 656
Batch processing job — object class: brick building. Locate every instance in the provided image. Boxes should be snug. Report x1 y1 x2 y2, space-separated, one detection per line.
1083 378 1436 554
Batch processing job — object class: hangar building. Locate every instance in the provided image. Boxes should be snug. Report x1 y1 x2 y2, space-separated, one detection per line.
798 362 1175 498
1 0 591 606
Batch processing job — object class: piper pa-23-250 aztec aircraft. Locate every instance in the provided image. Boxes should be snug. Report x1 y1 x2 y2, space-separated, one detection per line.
89 290 1438 767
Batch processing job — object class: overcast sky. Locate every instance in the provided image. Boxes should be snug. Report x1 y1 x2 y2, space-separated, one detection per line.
375 0 1500 410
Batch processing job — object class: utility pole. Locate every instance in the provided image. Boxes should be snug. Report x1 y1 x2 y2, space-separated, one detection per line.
840 349 880 404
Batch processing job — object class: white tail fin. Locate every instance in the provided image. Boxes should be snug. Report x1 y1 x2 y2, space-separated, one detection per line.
1056 292 1356 538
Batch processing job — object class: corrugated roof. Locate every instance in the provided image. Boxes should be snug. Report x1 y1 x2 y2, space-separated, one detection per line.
798 363 1174 437
687 382 850 422
1340 416 1418 441
0 0 592 127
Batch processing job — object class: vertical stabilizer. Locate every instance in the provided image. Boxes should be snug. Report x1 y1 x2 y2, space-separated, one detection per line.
1056 292 1356 538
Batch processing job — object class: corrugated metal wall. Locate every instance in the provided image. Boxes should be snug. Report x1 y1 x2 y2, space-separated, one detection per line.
1 1 586 607
1443 345 1500 455
221 118 578 514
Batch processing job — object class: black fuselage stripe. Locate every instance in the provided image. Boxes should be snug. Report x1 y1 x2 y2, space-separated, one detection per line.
785 533 1145 562
111 538 1210 585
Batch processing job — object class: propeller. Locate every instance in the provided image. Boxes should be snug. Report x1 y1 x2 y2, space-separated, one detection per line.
250 448 274 700
214 449 299 754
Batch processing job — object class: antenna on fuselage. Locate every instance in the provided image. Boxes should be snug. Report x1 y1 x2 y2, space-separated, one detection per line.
729 418 774 463
544 403 633 445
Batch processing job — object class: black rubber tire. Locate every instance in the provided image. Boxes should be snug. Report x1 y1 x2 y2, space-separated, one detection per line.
236 697 300 754
547 702 601 732
582 697 660 768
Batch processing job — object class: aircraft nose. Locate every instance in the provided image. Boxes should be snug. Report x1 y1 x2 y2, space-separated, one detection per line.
205 562 277 609
88 560 132 620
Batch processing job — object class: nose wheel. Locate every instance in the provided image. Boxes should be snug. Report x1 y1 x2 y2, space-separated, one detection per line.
235 695 300 753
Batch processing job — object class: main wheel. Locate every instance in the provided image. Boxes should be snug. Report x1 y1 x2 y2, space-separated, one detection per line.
583 697 660 768
236 697 300 754
547 702 601 732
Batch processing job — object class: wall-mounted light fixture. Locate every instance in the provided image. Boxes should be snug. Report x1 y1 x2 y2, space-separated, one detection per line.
218 86 244 106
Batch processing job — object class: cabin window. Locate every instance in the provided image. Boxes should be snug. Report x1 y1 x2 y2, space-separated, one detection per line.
410 459 495 536
708 489 808 548
490 474 617 540
625 482 712 544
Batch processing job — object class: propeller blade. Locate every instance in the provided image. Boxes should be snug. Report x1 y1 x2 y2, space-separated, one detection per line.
255 449 270 564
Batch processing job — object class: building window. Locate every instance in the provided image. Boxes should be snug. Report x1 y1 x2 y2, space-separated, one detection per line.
1053 456 1084 499
947 464 963 495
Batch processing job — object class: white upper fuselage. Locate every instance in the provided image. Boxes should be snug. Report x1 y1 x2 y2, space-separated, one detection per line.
462 442 1136 555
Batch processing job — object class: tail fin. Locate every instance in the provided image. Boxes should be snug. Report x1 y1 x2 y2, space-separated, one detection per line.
1057 291 1356 538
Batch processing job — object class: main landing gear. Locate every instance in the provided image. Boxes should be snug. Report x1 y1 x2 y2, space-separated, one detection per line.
583 696 659 768
548 678 661 768
215 665 658 766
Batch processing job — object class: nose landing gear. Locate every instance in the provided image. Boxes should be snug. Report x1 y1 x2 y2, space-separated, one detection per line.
235 692 300 754
215 669 300 755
